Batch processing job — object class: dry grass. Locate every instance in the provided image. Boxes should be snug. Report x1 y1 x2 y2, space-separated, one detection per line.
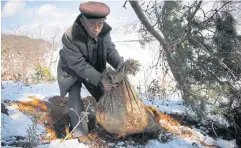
13 96 215 147
145 106 218 147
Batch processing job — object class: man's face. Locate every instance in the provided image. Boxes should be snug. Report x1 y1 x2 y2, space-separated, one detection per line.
85 19 104 38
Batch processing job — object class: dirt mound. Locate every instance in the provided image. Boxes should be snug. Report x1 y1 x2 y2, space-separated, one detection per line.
14 96 97 141
14 96 167 140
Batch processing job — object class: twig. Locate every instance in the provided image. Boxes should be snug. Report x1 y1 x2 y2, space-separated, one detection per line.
202 1 231 25
92 137 101 146
123 1 128 9
1 114 10 133
177 1 203 46
212 122 219 138
63 102 90 141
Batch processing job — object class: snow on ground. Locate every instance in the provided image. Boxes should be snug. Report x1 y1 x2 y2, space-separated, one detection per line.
1 81 90 102
38 139 89 148
1 108 45 138
141 93 186 115
145 138 200 148
1 81 60 101
1 81 238 148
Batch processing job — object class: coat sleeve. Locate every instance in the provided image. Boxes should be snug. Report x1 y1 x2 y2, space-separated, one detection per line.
103 33 124 69
61 33 102 87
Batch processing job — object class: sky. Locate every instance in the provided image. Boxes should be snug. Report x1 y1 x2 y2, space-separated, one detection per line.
1 0 241 40
1 0 139 39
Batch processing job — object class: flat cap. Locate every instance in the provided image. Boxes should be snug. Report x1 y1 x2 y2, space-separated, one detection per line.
79 1 110 20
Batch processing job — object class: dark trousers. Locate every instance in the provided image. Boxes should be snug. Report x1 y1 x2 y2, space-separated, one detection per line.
68 80 104 137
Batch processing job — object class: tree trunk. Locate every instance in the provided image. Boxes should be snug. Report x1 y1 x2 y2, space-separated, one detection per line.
129 1 185 90
129 1 200 114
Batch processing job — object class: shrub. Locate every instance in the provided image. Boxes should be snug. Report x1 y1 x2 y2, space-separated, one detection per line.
32 63 56 83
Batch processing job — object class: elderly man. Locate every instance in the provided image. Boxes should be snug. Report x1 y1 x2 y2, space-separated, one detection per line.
57 1 124 138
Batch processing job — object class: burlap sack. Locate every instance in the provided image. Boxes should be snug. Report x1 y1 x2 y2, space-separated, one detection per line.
96 60 159 136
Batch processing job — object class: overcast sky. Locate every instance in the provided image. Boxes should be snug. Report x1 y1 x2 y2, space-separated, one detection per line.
1 0 139 39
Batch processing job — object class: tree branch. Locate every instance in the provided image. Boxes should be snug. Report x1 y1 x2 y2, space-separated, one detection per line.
190 37 237 80
177 1 203 46
190 1 202 20
129 1 168 49
202 1 231 25
123 1 127 9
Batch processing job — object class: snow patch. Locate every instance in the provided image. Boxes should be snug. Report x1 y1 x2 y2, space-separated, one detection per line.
38 139 89 148
1 110 45 138
216 139 237 148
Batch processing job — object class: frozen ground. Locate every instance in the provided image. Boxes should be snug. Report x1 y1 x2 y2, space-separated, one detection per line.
1 81 238 148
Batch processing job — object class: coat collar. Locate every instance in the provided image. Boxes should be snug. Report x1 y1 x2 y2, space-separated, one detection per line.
71 14 112 42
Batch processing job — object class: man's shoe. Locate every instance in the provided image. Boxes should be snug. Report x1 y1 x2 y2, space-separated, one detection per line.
77 135 90 143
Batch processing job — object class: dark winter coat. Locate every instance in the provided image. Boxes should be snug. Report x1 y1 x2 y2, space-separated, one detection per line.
57 14 123 98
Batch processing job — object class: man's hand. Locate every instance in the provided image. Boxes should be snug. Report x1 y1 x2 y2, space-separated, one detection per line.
101 78 112 92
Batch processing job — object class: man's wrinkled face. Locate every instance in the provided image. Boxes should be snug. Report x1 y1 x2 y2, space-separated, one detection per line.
85 19 104 38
